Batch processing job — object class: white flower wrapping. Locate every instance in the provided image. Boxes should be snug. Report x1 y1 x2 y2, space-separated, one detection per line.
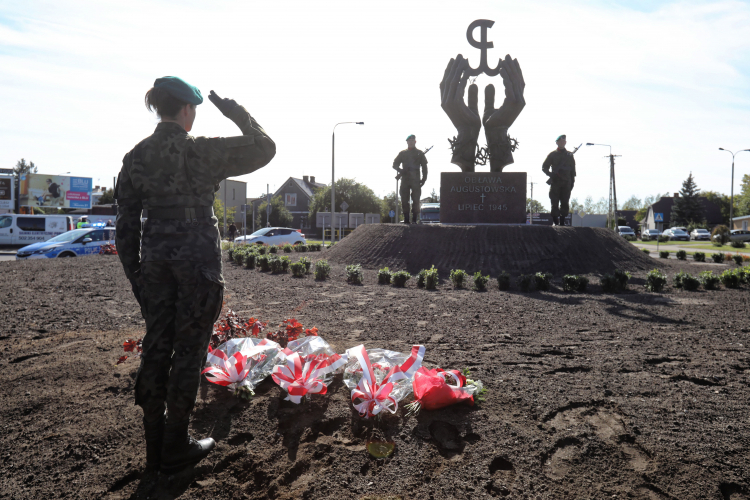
202 338 282 392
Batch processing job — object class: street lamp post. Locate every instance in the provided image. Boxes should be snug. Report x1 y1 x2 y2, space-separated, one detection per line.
332 121 364 241
586 143 621 230
718 148 750 227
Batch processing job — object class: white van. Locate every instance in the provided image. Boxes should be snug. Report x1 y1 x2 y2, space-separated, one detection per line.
0 214 74 245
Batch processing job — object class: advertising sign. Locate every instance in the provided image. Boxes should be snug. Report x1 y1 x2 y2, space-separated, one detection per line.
0 177 14 210
19 174 93 209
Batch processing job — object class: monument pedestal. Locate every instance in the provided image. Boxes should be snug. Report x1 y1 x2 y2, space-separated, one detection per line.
439 172 527 224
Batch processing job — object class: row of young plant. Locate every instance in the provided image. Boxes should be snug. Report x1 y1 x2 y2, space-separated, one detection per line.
644 267 750 292
642 248 749 265
228 242 323 260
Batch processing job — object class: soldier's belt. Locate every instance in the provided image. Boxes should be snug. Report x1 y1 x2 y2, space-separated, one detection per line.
147 206 214 221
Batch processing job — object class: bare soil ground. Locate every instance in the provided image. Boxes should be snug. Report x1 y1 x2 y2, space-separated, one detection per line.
1 243 749 500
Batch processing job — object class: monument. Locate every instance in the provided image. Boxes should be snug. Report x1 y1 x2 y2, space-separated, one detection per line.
439 20 527 224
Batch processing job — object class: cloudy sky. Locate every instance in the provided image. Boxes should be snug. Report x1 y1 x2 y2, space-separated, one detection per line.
1 0 749 210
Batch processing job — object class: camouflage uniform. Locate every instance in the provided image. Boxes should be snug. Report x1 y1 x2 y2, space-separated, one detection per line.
393 148 428 223
542 148 576 223
115 105 275 423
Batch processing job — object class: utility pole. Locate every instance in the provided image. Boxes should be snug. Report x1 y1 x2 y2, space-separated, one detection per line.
266 184 270 227
586 143 620 230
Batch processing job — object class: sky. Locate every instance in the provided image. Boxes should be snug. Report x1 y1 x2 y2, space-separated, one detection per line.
1 0 750 211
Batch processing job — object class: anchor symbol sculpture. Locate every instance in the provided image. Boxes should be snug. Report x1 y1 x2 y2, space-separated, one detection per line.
465 19 502 77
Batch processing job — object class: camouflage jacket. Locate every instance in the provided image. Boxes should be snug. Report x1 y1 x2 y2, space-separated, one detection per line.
115 106 275 281
542 148 576 182
393 148 428 180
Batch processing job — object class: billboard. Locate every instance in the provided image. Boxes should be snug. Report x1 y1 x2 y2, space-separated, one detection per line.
19 174 93 209
0 176 13 210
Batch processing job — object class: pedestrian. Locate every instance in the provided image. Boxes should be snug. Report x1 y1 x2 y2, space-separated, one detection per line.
542 135 576 226
392 134 428 224
114 76 275 475
228 222 237 241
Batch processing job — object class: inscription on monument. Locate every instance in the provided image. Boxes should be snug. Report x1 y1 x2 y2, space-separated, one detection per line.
440 172 527 224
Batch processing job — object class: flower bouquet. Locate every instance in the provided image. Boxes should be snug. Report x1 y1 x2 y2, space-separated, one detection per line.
404 367 485 416
272 335 347 404
343 344 425 418
202 337 282 399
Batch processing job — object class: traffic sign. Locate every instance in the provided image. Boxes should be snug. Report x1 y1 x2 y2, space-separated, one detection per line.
340 201 349 211
579 210 586 218
654 213 663 222
389 210 395 218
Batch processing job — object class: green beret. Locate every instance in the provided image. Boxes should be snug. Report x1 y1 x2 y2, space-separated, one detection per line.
556 135 566 141
406 134 416 141
153 76 203 105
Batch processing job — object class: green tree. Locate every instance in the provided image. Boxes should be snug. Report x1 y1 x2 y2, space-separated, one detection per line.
569 198 583 213
735 174 750 217
97 188 115 205
635 207 648 222
308 178 383 221
425 188 440 203
702 190 732 225
381 192 400 222
526 198 546 213
670 173 704 226
255 195 292 228
213 196 236 229
14 158 38 176
620 195 642 210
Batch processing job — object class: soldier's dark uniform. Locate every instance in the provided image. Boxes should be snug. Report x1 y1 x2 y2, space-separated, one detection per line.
392 141 428 223
115 78 275 472
542 140 576 225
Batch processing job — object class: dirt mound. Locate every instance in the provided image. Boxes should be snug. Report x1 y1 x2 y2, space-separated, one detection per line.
323 224 659 276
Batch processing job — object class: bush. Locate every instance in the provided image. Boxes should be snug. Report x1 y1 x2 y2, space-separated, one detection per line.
676 250 687 261
602 269 631 293
711 253 725 264
257 255 270 272
693 252 705 262
282 244 293 253
473 271 489 291
378 267 392 285
269 256 283 274
416 269 427 288
424 266 439 290
658 235 670 243
641 248 650 255
221 241 233 251
645 269 668 292
534 272 552 291
346 264 364 284
299 256 312 274
227 248 235 261
391 270 411 287
290 261 305 277
295 244 308 252
659 251 669 259
256 245 268 255
673 271 687 288
279 255 291 272
269 245 279 254
497 271 511 291
682 273 701 291
731 240 746 249
712 241 724 247
712 225 730 245
315 260 331 280
244 254 256 269
233 251 244 265
720 269 742 288
450 269 469 289
733 255 744 266
699 270 720 290
563 274 588 292
517 274 532 292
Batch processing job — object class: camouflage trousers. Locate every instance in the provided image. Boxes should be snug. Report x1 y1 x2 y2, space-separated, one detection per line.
134 260 224 423
399 173 422 222
549 178 573 220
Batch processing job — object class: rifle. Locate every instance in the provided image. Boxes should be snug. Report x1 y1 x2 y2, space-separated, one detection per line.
546 144 581 185
396 146 432 181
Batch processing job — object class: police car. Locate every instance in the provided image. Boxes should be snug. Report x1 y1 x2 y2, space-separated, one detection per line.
16 224 115 260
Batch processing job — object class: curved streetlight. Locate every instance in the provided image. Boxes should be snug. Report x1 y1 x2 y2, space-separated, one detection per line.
331 122 364 240
718 148 750 226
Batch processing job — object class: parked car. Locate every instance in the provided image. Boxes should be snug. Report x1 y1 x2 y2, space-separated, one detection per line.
662 228 689 241
15 227 115 260
671 226 688 234
729 230 750 242
420 203 440 224
690 228 711 241
616 226 636 241
641 229 661 241
234 227 306 246
0 214 74 245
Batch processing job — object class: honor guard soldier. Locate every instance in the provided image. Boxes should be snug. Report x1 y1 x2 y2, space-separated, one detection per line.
542 134 576 226
115 76 276 474
392 134 428 224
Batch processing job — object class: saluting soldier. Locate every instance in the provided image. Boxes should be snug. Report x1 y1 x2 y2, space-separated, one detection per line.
542 134 576 226
115 76 275 474
392 134 428 224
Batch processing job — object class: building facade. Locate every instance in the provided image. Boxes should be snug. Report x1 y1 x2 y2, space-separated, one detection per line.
640 194 723 231
218 179 247 230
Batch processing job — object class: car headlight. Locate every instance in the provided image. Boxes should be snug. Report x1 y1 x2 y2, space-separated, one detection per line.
33 247 55 254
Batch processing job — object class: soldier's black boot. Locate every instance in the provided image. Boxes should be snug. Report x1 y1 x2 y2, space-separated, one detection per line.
160 419 216 475
143 413 165 471
402 215 410 224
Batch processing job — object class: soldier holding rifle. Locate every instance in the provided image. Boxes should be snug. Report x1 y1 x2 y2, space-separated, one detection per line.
542 135 578 226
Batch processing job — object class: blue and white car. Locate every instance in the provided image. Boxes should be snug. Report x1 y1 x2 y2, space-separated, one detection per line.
16 227 115 260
